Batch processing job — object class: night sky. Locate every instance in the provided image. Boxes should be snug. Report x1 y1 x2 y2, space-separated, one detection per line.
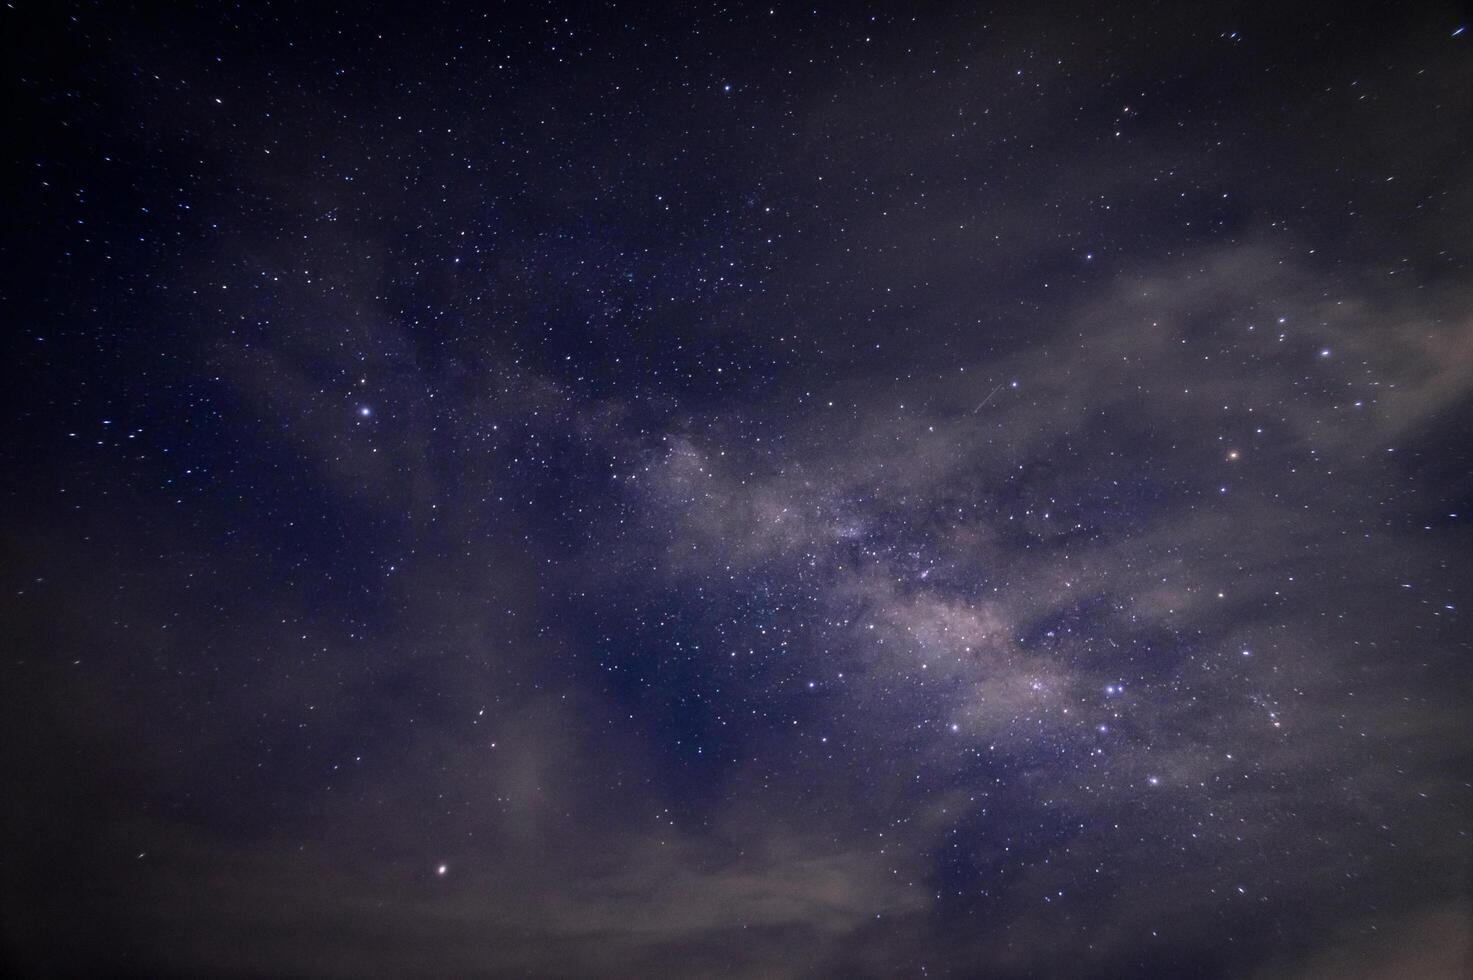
4 3 1473 977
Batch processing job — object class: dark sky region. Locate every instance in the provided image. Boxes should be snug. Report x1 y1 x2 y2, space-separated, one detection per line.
3 2 1472 977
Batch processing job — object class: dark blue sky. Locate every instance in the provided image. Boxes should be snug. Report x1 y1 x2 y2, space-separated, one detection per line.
4 2 1471 977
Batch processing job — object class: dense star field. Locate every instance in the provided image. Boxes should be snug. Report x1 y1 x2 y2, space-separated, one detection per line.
4 2 1472 977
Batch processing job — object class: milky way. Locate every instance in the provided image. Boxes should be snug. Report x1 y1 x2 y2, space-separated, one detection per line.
5 3 1472 977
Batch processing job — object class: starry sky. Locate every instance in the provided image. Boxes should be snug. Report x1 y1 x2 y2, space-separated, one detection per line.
4 3 1473 978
